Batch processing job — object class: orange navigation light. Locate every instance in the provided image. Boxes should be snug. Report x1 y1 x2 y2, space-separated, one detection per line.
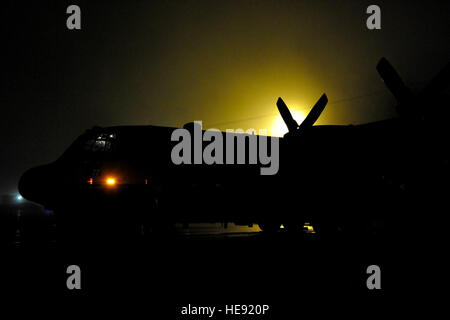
106 177 116 186
88 178 93 185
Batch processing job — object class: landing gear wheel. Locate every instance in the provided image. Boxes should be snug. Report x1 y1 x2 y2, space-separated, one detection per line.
283 222 305 234
145 221 175 236
258 222 281 233
313 221 339 239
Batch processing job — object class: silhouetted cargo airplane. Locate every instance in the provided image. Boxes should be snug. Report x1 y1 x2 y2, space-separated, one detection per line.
18 57 449 237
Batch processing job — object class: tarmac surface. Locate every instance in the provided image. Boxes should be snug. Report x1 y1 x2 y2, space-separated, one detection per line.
0 207 437 315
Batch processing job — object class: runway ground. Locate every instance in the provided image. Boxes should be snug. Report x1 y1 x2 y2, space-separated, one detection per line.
0 208 438 315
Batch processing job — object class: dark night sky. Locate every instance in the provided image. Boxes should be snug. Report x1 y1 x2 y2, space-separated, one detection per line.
1 0 449 193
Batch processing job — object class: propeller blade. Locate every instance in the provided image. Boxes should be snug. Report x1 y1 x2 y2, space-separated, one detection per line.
419 61 450 99
376 57 413 105
277 97 299 133
298 93 328 130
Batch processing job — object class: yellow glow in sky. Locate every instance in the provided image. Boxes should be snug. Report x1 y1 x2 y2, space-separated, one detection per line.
270 109 307 137
106 178 116 186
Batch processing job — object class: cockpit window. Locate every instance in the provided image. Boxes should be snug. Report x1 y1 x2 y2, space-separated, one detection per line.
84 133 117 153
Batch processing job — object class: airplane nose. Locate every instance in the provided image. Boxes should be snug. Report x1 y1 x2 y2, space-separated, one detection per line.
19 163 59 206
18 167 39 202
18 164 55 204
